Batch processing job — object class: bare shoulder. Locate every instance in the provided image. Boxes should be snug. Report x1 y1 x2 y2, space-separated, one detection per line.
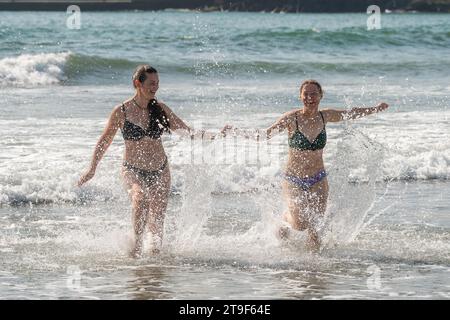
320 108 343 123
157 100 169 109
280 109 298 123
112 103 125 115
109 103 126 124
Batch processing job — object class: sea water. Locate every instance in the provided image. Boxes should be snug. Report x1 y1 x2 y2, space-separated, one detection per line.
0 11 449 299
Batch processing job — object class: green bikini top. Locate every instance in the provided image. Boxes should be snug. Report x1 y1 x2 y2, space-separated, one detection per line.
288 111 327 151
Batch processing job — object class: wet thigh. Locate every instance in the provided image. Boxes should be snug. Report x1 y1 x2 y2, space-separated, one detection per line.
303 177 329 229
122 168 148 201
309 177 329 215
282 180 310 230
146 168 171 213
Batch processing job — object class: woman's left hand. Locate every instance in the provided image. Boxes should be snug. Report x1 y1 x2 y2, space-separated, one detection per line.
376 102 389 112
220 124 233 137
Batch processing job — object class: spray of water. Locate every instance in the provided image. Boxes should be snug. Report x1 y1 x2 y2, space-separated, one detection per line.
322 125 386 247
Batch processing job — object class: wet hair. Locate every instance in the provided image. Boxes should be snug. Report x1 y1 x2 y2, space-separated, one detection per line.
132 65 170 132
132 64 158 88
300 79 323 97
148 99 170 133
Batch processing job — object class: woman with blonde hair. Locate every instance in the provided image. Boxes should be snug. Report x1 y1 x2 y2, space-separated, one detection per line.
229 80 389 251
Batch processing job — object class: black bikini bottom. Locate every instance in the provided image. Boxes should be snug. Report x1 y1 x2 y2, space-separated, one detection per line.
123 157 168 187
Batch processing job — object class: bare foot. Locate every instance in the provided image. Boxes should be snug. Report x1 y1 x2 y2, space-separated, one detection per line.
305 237 321 254
148 234 162 255
277 226 291 240
129 249 142 259
129 243 143 259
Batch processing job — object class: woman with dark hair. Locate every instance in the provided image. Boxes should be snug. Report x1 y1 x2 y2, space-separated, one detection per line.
78 65 227 258
229 80 389 252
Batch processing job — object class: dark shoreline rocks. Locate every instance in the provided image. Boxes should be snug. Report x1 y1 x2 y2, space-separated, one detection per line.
0 0 448 12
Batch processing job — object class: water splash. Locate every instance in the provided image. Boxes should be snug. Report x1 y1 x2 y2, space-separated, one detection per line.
322 125 386 247
0 52 70 87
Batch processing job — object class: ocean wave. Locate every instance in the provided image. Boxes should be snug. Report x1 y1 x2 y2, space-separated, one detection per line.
0 112 449 207
0 52 70 87
188 59 450 76
0 162 448 207
0 179 118 207
64 53 138 80
382 150 450 182
0 52 140 87
1 51 449 87
232 26 450 48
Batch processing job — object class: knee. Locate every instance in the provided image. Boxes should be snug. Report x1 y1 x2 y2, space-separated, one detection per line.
149 209 165 224
285 211 308 231
291 220 308 232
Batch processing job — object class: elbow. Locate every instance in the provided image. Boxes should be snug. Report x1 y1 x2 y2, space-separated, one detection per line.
98 137 112 150
341 112 350 121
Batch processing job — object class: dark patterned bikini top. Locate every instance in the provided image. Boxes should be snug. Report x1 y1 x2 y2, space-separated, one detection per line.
288 111 327 151
121 99 169 141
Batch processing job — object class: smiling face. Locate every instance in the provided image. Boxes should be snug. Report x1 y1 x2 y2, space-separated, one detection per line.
300 83 323 111
132 65 159 100
135 72 159 100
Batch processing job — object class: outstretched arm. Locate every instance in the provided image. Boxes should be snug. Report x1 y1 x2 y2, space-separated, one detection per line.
77 106 122 187
223 111 294 140
264 112 293 140
322 102 389 123
160 103 229 140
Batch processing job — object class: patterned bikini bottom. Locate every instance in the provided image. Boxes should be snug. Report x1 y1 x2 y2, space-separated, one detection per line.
283 170 327 191
123 157 168 188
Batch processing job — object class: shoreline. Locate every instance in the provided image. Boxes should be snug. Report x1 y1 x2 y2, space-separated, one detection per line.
0 1 449 13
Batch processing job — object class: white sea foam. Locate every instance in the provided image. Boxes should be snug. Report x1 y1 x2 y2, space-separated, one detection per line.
0 109 449 206
1 10 449 300
0 52 70 87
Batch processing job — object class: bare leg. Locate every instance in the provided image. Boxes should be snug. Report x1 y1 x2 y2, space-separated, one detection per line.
123 170 150 258
280 177 329 253
130 184 150 258
279 180 309 240
146 168 171 255
305 178 329 253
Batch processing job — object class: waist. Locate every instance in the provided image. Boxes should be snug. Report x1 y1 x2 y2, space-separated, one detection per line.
286 152 324 176
124 141 165 165
124 137 164 148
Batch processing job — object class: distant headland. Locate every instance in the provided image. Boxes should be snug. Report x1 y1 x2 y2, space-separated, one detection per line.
0 0 448 13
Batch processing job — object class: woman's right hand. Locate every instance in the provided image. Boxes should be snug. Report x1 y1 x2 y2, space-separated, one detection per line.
77 167 96 187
